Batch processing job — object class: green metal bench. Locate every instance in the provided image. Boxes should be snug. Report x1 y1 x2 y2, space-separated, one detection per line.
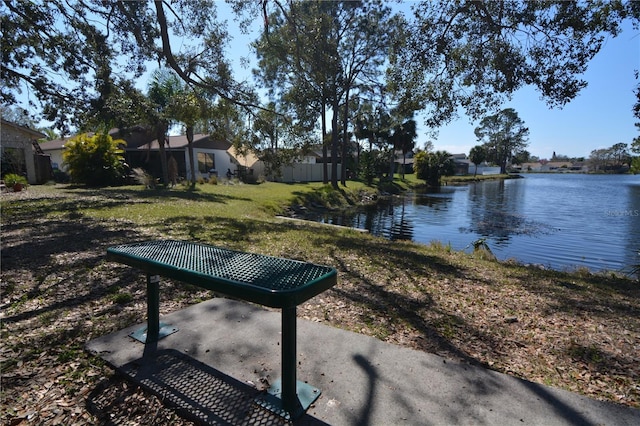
106 240 337 419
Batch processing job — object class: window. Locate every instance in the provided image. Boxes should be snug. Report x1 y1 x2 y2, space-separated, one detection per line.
197 152 215 173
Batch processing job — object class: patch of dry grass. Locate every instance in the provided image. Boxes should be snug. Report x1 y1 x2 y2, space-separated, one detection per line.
1 185 638 425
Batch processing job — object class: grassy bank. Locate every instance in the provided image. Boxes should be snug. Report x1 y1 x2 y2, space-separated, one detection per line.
1 182 638 424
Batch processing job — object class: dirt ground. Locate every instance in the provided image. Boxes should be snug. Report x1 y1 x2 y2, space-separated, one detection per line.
1 188 639 425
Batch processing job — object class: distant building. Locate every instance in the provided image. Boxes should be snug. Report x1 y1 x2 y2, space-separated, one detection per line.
1 119 49 184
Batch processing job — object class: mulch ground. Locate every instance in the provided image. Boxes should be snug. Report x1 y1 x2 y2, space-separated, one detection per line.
1 188 639 425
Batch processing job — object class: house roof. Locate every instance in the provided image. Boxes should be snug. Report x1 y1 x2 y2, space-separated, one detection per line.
1 119 46 139
40 129 124 151
137 134 231 151
39 137 71 151
228 145 261 168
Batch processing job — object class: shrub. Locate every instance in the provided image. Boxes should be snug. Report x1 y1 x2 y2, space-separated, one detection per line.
3 173 28 188
131 167 156 189
63 132 127 187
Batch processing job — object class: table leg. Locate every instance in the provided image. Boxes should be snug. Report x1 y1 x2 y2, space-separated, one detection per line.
281 306 301 415
129 274 178 343
146 274 160 342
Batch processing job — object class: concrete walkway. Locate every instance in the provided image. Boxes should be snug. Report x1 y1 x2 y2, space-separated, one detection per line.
86 298 640 425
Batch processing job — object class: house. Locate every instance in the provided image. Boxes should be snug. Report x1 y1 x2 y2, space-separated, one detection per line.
519 162 543 172
41 130 239 182
132 134 237 181
450 153 470 175
1 119 50 184
40 130 353 184
394 149 415 175
540 161 573 172
449 153 502 176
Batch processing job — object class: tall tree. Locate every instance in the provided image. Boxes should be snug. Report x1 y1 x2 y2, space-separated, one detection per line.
475 108 529 174
1 1 257 133
254 0 397 188
469 145 486 177
391 119 417 179
147 69 185 185
389 1 636 127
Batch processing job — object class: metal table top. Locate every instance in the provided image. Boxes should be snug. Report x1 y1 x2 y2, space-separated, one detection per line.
107 240 337 308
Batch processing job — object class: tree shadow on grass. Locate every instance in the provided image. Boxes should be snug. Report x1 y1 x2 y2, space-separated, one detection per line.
63 186 253 204
497 261 640 320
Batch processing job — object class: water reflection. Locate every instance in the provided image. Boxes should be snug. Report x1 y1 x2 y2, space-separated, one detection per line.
461 180 553 245
310 175 638 274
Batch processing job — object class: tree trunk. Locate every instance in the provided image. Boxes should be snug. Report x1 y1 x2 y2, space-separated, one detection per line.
331 100 339 189
340 89 350 186
156 124 169 186
186 125 196 184
322 102 328 184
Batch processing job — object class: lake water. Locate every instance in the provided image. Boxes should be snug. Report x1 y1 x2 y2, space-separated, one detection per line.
312 174 640 274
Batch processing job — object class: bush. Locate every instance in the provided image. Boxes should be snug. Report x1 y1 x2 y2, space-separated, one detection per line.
414 150 455 186
131 167 156 189
3 173 28 188
52 169 70 183
63 132 127 187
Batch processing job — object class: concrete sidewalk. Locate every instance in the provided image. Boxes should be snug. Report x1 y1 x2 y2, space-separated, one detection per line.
86 298 640 425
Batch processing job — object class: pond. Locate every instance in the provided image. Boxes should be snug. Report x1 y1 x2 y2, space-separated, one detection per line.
310 174 640 274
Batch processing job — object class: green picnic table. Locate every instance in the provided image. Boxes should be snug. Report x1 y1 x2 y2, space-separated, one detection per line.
107 240 338 419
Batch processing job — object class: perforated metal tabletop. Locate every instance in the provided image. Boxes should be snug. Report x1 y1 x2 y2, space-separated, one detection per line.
107 240 337 309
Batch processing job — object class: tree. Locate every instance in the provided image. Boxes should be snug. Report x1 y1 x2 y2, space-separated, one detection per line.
469 145 486 177
414 150 454 187
254 0 398 189
391 119 417 179
62 133 126 187
589 148 611 173
147 69 185 186
610 142 630 167
389 1 636 127
475 108 529 174
1 1 257 134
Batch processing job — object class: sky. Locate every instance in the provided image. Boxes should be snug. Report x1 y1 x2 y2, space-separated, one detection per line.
13 1 639 161
216 2 640 161
434 22 640 160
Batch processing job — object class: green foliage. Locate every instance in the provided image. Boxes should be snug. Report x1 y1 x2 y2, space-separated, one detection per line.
589 142 632 173
3 173 27 187
475 108 529 174
469 145 487 176
359 151 380 185
389 1 634 126
62 133 127 187
414 150 454 186
631 157 640 174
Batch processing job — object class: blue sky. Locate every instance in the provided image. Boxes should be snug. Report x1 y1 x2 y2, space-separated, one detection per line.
434 20 639 160
16 1 638 161
218 2 639 161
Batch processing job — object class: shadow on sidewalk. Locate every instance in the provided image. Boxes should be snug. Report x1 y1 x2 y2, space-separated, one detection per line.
87 348 329 425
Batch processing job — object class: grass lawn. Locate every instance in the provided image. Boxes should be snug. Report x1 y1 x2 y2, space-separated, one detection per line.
1 180 639 424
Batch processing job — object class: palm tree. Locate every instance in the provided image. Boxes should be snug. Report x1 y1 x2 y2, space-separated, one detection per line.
392 119 417 179
169 89 204 185
469 145 487 177
147 69 183 186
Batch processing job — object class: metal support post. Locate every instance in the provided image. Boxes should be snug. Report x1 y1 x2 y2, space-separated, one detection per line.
146 274 160 342
129 274 178 343
281 306 301 415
